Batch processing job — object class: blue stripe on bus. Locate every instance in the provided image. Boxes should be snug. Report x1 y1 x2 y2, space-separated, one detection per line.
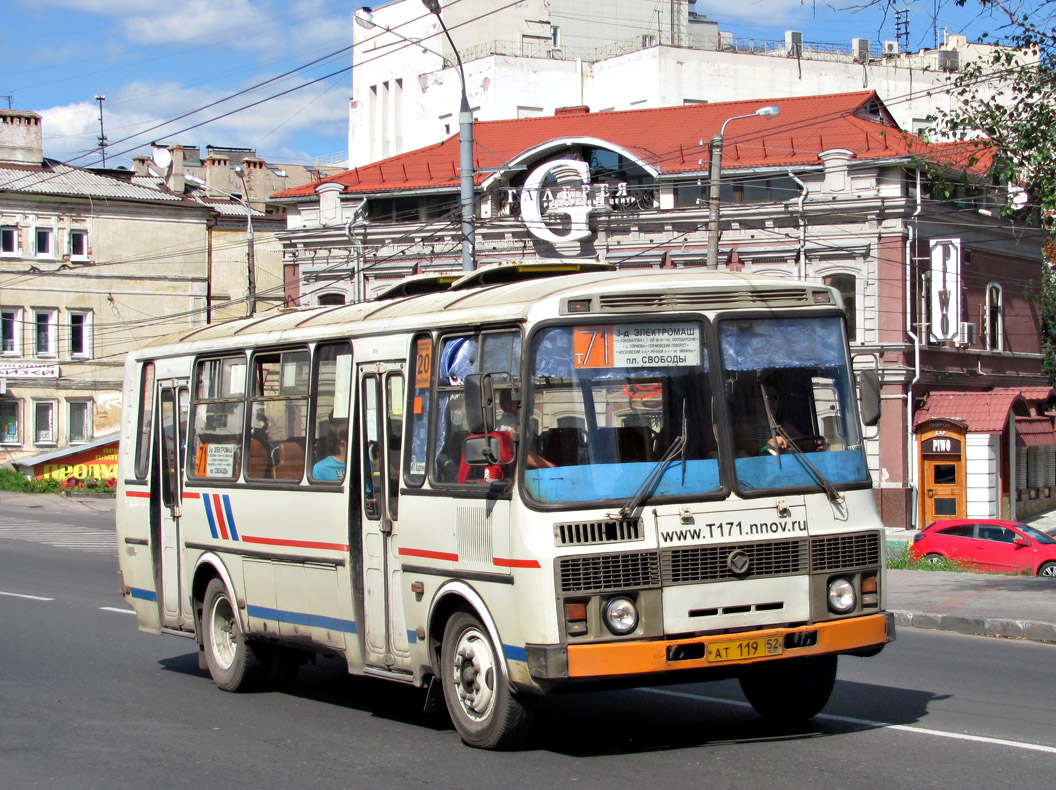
222 495 239 541
202 495 219 539
246 604 358 634
129 586 157 602
407 630 418 644
503 644 528 663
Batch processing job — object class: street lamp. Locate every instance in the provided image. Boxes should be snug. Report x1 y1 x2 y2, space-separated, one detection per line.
185 170 258 317
704 105 780 269
356 3 475 271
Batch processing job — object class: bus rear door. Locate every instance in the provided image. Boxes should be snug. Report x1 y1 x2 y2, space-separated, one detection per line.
154 379 190 629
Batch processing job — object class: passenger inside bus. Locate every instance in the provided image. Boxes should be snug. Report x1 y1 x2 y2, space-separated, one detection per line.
311 422 347 481
497 389 554 469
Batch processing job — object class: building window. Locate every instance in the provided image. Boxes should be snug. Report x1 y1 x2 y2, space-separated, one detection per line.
35 227 54 258
34 401 55 445
317 293 345 306
1 309 21 355
551 25 560 47
1 225 18 256
68 401 92 443
0 400 20 445
824 274 857 342
69 229 89 260
68 310 92 358
33 309 57 356
986 282 1003 351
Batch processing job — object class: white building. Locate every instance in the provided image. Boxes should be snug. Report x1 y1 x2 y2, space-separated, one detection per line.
350 0 1020 167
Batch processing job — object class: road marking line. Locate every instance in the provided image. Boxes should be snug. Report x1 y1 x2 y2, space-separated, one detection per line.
642 688 1056 755
0 590 54 601
99 607 136 615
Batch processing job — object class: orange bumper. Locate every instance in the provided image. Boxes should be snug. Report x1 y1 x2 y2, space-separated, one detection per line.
566 613 891 679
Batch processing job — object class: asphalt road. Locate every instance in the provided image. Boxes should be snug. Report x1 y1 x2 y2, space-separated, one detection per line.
2 510 1055 789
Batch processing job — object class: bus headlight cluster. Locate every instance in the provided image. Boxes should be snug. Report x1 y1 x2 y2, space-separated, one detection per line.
827 577 856 614
603 596 639 635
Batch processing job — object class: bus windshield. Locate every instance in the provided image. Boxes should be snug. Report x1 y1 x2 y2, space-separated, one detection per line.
718 316 870 494
524 322 719 506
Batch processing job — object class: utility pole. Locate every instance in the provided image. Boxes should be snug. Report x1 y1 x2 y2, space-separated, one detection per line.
94 95 108 167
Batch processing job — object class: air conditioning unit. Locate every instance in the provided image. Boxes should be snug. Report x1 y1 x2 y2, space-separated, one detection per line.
883 40 899 55
785 30 803 57
938 50 960 71
957 322 977 346
853 38 870 62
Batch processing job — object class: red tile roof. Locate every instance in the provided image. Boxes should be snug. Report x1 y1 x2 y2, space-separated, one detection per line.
1014 416 1056 446
276 90 991 200
914 388 1056 434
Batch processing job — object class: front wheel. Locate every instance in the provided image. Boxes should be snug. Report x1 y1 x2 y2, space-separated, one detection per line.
739 654 838 724
1038 562 1056 578
201 578 266 692
440 611 533 749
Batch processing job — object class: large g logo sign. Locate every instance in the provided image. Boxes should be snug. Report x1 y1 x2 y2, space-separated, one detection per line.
520 159 595 244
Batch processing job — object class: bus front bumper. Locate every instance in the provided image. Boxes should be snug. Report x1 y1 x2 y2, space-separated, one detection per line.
525 612 894 682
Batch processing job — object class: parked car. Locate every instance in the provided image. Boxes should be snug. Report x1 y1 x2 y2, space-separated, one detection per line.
910 519 1056 576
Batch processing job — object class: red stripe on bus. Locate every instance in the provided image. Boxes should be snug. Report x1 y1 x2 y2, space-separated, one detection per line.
398 547 459 562
182 491 201 499
212 494 230 540
493 557 541 569
241 535 349 552
125 490 151 499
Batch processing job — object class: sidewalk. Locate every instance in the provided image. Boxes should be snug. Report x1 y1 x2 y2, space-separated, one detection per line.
0 491 1053 643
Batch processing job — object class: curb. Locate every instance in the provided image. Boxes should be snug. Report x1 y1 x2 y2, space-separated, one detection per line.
893 610 1056 644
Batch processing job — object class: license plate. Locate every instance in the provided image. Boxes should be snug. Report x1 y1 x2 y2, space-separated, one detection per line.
706 636 784 663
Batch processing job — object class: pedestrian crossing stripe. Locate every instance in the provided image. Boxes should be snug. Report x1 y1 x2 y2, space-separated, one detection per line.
0 519 116 555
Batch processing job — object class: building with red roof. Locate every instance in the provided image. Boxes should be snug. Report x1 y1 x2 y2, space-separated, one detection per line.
272 89 1049 529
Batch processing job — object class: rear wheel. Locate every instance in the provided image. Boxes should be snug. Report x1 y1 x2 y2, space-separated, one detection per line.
440 611 533 749
739 654 838 724
1038 562 1056 578
201 578 266 692
923 553 945 564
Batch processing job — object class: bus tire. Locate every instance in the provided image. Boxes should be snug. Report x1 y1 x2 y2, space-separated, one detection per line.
201 578 266 692
440 610 533 749
738 654 837 724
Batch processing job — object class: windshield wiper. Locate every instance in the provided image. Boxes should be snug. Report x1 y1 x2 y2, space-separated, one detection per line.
771 423 843 504
618 415 688 519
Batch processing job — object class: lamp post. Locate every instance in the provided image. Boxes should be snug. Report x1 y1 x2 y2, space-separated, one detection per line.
185 170 257 317
356 3 475 271
705 105 780 269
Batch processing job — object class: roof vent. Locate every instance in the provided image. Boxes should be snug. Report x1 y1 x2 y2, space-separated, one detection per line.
555 105 590 116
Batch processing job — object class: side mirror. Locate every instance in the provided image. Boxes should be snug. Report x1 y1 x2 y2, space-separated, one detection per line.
1013 537 1030 548
859 369 881 427
464 373 495 435
463 434 504 466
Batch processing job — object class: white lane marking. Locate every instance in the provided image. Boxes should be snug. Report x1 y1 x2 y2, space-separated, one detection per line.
99 607 136 615
0 590 54 601
0 520 116 555
643 688 1056 756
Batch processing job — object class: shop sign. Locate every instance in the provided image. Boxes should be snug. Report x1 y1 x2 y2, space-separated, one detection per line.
0 362 59 378
922 435 962 455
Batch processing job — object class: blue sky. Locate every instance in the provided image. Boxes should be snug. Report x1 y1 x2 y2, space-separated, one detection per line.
1 0 1012 169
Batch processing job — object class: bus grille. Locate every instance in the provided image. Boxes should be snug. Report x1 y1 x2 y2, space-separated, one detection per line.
598 288 811 312
661 539 808 584
810 532 882 572
558 552 660 593
554 518 643 546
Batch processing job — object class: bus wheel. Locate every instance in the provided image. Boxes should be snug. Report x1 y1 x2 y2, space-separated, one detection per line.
440 611 533 749
738 654 837 724
202 578 265 692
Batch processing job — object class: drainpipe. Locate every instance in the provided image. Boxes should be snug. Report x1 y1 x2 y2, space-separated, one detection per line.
905 168 923 529
789 170 808 280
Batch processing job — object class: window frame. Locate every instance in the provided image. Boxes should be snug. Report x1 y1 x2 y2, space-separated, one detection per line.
68 309 92 359
34 226 54 259
0 399 21 445
33 399 57 446
1 225 19 257
1 308 22 356
69 228 89 261
985 282 1003 351
245 346 311 483
32 308 57 357
67 399 92 444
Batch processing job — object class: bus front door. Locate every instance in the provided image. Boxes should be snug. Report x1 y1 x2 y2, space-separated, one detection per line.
154 380 190 628
358 364 411 675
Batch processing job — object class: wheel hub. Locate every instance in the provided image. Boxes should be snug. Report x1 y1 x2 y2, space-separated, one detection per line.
452 631 495 719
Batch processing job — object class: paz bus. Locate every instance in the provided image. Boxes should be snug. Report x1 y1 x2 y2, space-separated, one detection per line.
115 263 893 749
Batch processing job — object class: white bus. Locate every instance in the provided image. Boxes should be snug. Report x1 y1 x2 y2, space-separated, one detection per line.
116 263 892 749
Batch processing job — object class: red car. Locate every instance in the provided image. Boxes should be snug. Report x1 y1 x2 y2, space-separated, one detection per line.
910 519 1056 576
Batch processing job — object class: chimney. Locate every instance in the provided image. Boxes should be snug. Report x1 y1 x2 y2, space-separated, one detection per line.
555 106 590 116
0 110 44 165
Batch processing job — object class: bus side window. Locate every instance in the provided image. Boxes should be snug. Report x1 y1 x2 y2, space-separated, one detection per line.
188 356 246 480
247 348 310 482
308 342 352 484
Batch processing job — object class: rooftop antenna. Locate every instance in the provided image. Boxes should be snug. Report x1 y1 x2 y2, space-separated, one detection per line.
1 95 12 109
94 95 108 167
894 8 910 54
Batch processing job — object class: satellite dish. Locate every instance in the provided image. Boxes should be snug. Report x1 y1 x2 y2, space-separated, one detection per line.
151 146 172 170
1009 185 1029 211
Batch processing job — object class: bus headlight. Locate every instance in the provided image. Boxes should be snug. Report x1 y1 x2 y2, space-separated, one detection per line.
827 577 856 614
603 596 639 635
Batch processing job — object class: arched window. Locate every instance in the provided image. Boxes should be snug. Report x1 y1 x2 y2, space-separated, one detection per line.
317 293 346 307
824 273 857 342
985 283 1003 351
